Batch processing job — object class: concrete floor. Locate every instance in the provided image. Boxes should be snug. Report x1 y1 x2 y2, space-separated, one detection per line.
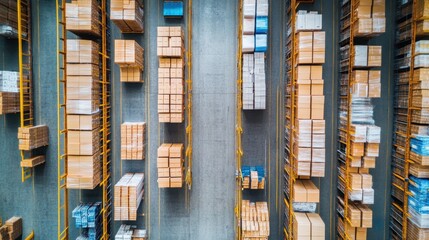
0 0 396 239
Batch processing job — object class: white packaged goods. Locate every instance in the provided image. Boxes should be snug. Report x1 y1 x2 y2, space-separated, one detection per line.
354 45 368 67
296 11 322 31
242 34 255 53
256 0 268 16
243 54 254 110
0 71 20 93
243 18 255 35
254 52 266 109
415 55 429 68
243 0 256 18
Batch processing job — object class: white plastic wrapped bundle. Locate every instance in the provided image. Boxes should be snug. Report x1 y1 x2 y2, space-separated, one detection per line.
243 18 255 35
292 202 317 213
0 71 19 93
256 0 268 17
243 54 254 110
348 189 363 201
242 35 255 53
254 52 266 109
243 0 256 18
362 188 375 204
367 125 381 143
350 98 375 124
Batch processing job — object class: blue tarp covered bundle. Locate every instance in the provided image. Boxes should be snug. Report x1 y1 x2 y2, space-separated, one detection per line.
255 34 267 52
411 136 429 156
409 176 429 214
72 202 103 240
255 16 268 34
242 165 265 179
163 1 184 18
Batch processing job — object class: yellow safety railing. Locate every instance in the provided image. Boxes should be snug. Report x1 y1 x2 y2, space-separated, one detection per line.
235 0 244 239
185 0 193 190
17 0 33 182
56 0 69 239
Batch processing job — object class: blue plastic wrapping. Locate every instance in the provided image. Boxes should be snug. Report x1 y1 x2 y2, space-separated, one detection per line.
255 16 268 34
255 34 267 52
72 202 103 240
409 196 429 214
163 1 184 18
411 136 429 156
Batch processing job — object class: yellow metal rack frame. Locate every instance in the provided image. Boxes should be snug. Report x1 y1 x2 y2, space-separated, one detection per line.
235 0 244 239
17 0 34 182
185 0 193 190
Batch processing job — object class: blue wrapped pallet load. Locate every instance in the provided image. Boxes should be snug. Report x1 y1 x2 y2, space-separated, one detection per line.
255 16 268 34
411 136 429 156
408 176 429 228
72 202 102 240
163 1 184 18
242 166 265 189
255 34 267 52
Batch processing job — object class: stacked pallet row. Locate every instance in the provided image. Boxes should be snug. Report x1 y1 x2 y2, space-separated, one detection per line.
391 0 429 239
157 143 184 188
157 26 185 123
72 202 102 240
115 225 147 240
242 0 267 110
65 1 101 190
114 173 144 221
121 122 146 160
337 0 385 239
115 40 144 82
0 0 27 37
0 71 20 114
111 0 144 33
241 200 270 240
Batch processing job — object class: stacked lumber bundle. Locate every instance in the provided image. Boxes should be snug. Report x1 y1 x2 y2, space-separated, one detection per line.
111 0 144 33
0 0 28 37
65 0 100 36
241 200 269 239
121 122 146 160
115 225 147 240
242 166 265 189
157 143 184 188
157 26 185 123
72 202 102 240
20 155 45 168
114 173 144 221
66 39 101 190
0 217 22 240
115 40 144 82
0 71 20 114
17 125 49 150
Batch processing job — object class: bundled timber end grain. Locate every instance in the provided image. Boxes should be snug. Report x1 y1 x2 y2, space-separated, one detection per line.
18 125 49 150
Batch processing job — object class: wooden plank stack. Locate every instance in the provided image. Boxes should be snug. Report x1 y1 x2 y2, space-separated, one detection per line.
115 40 144 82
241 200 270 239
20 155 45 168
157 26 185 123
0 217 22 240
65 0 100 36
111 0 144 33
157 143 184 188
66 39 101 190
293 212 325 240
121 122 146 160
114 173 144 221
0 92 19 114
17 125 49 150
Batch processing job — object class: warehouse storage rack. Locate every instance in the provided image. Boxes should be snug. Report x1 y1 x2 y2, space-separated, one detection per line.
235 0 243 239
337 0 384 238
390 0 428 239
283 0 315 239
17 0 39 182
56 0 112 239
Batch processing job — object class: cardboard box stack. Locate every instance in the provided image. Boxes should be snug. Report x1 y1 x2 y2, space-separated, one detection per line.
72 202 102 240
66 39 101 190
0 0 28 37
121 122 146 160
17 125 49 150
292 179 320 213
114 173 145 221
115 225 147 240
0 71 20 114
115 40 144 82
352 0 386 36
241 200 270 239
242 0 267 110
338 216 368 240
110 0 144 33
157 26 185 123
293 213 325 240
157 143 184 188
242 166 265 190
294 29 326 177
65 0 100 36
